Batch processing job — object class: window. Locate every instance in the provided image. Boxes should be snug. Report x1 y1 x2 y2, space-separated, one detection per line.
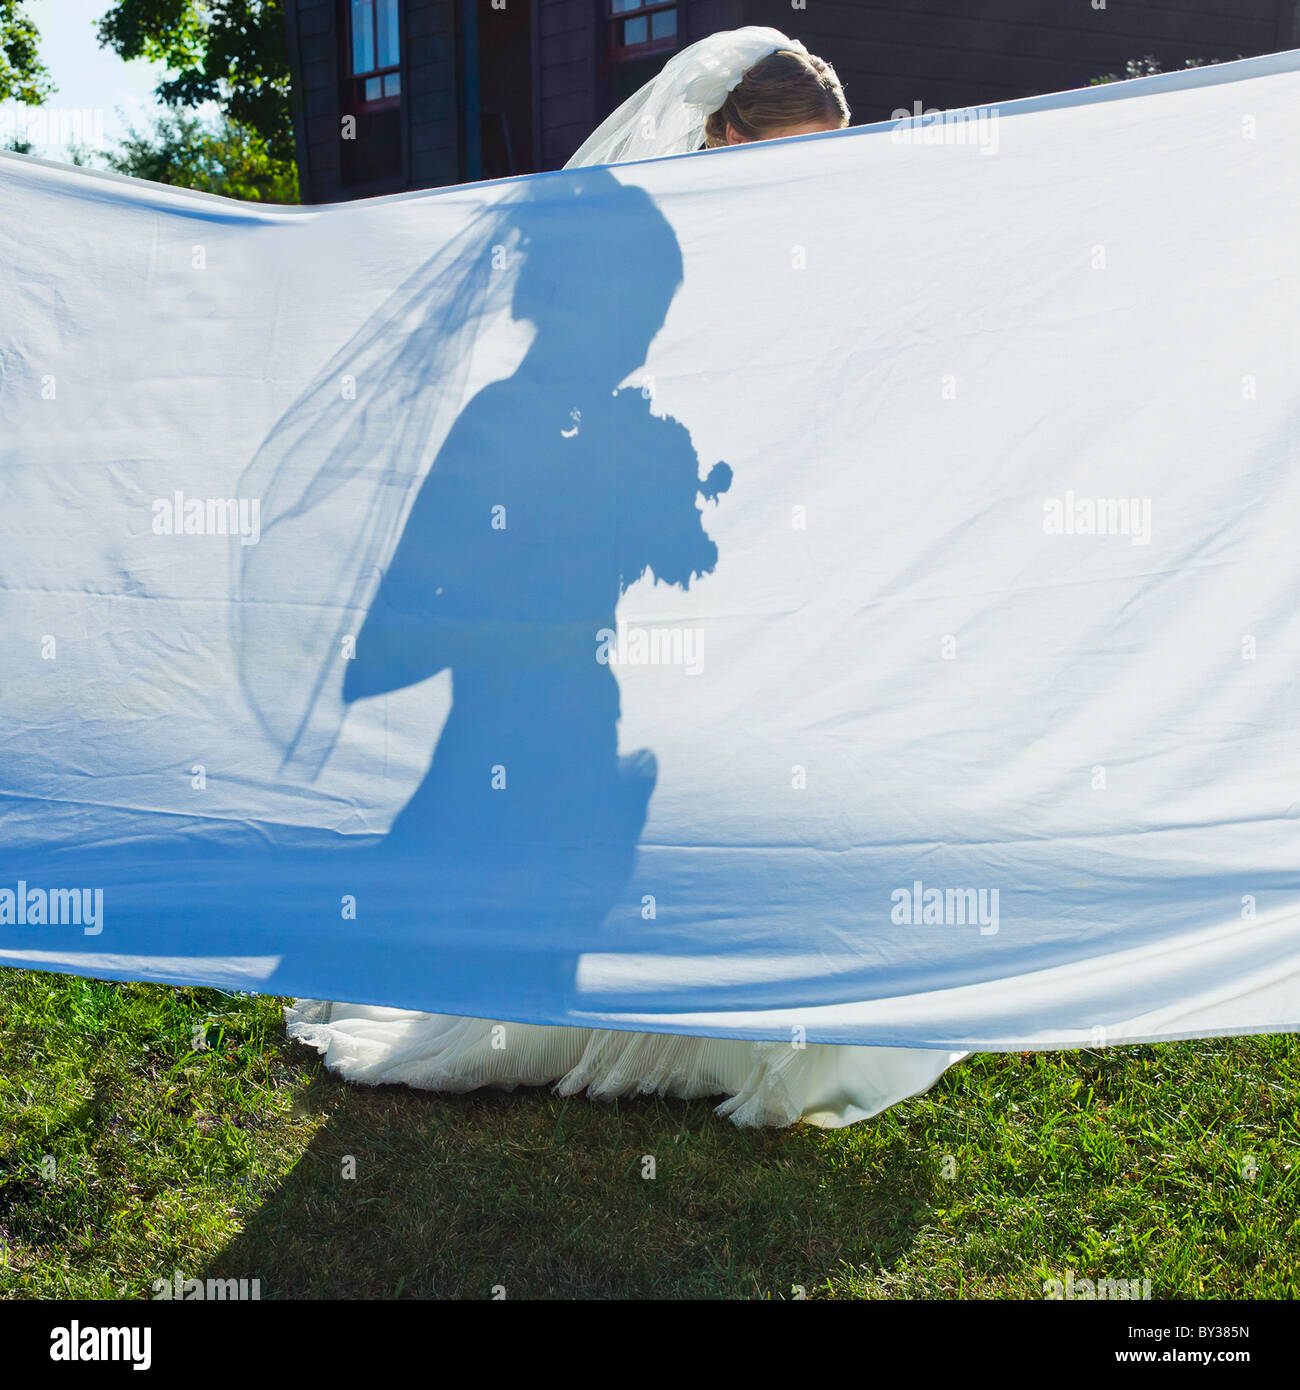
607 1 677 61
341 0 403 188
349 0 402 107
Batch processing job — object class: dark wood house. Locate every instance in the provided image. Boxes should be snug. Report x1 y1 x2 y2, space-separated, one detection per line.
284 0 1300 203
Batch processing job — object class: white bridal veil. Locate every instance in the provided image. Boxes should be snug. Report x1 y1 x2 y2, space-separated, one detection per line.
564 26 807 169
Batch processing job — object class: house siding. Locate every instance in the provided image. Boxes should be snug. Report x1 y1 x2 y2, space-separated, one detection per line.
405 0 460 189
740 0 1298 125
536 0 598 168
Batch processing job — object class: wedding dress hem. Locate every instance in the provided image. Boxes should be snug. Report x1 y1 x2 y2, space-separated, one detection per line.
285 1000 966 1129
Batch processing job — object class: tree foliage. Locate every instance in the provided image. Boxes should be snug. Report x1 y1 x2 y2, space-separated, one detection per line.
0 0 54 104
96 1 294 162
1090 55 1227 86
104 109 298 202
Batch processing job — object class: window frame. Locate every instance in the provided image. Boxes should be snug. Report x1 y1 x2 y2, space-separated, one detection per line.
605 0 679 63
347 0 403 111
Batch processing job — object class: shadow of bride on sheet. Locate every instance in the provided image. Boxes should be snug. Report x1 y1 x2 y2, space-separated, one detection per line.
7 156 1297 1047
0 166 734 1018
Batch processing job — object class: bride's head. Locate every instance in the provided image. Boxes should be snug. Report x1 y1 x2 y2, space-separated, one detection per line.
704 48 849 147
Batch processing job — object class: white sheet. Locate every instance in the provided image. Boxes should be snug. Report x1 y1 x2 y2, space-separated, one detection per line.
1 50 1298 1050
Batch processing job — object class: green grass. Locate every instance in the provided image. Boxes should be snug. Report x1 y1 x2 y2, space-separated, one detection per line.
1 965 1296 1299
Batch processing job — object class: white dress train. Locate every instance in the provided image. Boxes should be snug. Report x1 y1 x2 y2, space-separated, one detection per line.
286 1001 966 1128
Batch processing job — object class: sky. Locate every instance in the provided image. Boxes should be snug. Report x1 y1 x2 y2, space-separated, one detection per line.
3 0 171 158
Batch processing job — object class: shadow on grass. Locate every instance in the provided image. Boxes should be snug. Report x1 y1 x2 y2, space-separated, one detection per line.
203 1063 951 1300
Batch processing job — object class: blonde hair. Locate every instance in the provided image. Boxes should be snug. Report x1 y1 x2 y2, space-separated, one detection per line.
704 48 850 148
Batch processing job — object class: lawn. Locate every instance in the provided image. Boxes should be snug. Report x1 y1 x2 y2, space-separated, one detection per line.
0 966 1296 1299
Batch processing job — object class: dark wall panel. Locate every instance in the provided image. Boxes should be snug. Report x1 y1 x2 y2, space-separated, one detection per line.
536 0 597 167
742 0 1297 125
403 0 460 190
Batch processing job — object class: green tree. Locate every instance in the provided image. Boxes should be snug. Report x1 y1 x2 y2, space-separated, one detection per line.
96 1 293 163
1 0 54 105
104 108 298 202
